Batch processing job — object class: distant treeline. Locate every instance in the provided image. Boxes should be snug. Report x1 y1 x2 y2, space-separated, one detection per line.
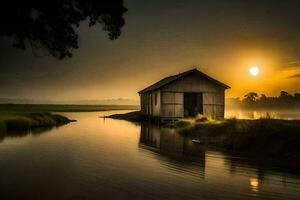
226 91 300 109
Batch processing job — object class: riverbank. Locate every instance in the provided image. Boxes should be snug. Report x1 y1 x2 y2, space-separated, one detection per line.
0 112 75 133
105 111 143 122
107 111 300 169
0 104 139 134
178 118 300 163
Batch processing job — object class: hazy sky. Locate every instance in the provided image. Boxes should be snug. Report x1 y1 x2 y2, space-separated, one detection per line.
1 0 300 101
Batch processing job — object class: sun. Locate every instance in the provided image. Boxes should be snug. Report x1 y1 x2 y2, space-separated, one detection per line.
249 65 260 76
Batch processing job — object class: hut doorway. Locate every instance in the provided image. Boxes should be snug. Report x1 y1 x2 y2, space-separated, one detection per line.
184 93 203 117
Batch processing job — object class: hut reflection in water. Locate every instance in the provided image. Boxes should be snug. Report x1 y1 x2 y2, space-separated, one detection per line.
139 122 206 170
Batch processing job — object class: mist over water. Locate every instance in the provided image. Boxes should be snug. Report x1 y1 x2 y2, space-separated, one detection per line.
225 109 300 120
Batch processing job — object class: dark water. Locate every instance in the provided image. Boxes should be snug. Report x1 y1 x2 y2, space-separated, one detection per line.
0 111 300 200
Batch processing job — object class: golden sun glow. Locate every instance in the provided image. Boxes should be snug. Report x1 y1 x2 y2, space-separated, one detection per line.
250 178 259 193
249 66 260 76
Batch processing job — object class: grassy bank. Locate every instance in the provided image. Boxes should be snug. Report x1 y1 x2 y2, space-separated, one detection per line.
0 104 138 135
0 104 139 113
0 112 75 133
177 117 300 168
106 111 143 122
107 111 300 169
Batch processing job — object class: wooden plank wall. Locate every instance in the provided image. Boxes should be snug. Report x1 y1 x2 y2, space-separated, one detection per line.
151 90 161 116
140 91 161 116
161 92 184 118
203 92 225 118
161 74 225 118
140 74 226 118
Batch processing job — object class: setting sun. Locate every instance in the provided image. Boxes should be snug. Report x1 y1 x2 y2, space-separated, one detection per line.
249 66 260 76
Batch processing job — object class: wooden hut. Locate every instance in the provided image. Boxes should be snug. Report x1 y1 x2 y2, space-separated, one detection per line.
138 68 230 120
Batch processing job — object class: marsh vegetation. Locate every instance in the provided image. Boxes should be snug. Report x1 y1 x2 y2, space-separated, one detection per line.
0 112 74 134
0 104 138 134
177 116 300 168
107 111 300 169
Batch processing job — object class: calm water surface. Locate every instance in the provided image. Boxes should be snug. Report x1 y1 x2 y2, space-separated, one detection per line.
0 111 300 200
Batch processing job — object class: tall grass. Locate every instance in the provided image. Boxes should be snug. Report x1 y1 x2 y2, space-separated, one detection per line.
106 110 300 168
178 118 300 163
0 112 74 133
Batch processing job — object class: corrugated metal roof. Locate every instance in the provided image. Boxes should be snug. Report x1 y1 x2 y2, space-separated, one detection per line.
138 68 230 94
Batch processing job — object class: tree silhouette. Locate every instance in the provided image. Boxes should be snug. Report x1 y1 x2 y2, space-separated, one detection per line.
259 94 267 101
227 91 300 109
279 91 290 98
0 0 127 59
243 92 258 107
295 93 300 100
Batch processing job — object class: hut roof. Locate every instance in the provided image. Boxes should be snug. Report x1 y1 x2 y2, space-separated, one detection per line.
138 68 230 94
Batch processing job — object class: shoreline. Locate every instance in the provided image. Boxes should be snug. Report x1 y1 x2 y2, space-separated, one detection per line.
0 112 76 134
106 111 300 170
104 111 144 122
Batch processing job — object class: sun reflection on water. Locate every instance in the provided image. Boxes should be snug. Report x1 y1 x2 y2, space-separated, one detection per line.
250 177 259 194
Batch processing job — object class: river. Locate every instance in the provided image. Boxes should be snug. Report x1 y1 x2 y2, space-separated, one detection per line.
0 111 299 200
